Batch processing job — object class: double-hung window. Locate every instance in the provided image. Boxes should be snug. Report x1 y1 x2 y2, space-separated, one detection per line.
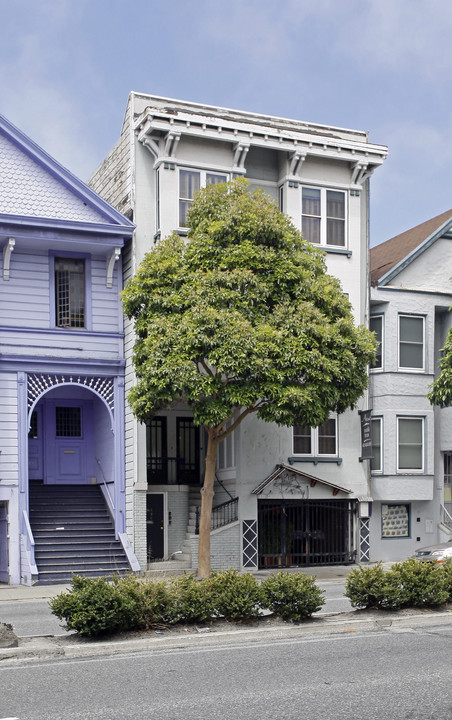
54 257 85 328
397 417 424 472
293 417 337 457
179 169 228 227
302 186 346 247
370 315 383 369
370 417 382 472
399 315 424 370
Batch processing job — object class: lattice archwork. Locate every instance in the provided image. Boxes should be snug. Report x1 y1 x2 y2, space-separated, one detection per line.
27 374 115 412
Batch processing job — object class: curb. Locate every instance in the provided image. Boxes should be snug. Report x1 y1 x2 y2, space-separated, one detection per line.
2 609 452 665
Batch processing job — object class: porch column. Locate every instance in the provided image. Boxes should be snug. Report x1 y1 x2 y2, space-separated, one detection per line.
114 377 126 535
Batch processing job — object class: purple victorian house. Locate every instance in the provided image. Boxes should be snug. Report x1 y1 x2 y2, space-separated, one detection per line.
0 115 138 585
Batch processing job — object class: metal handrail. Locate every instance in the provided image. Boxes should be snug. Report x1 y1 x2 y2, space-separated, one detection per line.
195 497 238 534
440 504 452 529
96 457 115 511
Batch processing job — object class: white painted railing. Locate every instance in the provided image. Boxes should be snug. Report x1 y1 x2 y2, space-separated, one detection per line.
22 509 38 575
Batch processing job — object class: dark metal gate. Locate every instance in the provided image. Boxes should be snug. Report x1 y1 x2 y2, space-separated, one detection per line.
258 499 356 568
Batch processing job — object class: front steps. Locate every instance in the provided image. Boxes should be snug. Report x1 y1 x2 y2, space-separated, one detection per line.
29 481 131 585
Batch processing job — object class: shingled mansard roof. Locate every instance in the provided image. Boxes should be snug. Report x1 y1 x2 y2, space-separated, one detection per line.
370 209 452 287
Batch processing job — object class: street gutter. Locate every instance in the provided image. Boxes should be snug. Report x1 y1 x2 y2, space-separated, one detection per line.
2 608 452 665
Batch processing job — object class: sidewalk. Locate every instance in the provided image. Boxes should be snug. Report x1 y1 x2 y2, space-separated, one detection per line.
0 562 396 603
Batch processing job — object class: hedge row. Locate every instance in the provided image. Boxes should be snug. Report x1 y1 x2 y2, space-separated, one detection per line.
50 570 325 637
345 558 452 610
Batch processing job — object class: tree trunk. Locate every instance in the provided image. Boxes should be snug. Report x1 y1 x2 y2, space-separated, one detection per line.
197 430 219 578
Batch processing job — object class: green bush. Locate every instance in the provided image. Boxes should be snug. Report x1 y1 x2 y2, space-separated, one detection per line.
441 561 452 602
385 559 448 609
344 560 449 611
49 575 142 637
208 569 263 621
121 576 176 628
260 572 325 620
344 563 387 609
168 573 215 624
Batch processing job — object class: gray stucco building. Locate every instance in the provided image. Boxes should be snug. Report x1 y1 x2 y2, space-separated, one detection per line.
89 93 388 571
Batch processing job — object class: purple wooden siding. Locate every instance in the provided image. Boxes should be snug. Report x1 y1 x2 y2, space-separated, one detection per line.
0 250 122 339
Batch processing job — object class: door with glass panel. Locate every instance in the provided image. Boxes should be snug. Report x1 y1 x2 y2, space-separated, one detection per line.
44 400 93 483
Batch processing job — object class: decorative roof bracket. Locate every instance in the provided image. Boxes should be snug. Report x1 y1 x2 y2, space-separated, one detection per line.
233 142 250 170
106 247 121 288
289 151 307 177
351 161 376 186
164 131 181 158
3 237 15 280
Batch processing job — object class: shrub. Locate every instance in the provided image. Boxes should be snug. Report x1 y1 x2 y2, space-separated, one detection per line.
385 559 448 609
167 573 215 624
344 563 387 609
49 575 142 637
208 569 263 621
441 560 452 602
121 576 176 628
260 572 325 620
344 560 449 611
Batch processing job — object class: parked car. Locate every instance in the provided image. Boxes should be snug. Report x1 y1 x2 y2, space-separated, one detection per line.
412 540 452 563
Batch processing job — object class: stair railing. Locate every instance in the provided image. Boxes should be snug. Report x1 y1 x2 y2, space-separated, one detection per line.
195 497 238 534
96 457 115 511
440 504 452 530
22 509 38 574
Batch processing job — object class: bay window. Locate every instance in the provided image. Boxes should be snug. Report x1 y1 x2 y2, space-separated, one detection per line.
399 314 424 370
397 417 424 472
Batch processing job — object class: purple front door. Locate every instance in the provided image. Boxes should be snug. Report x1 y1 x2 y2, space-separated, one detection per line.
36 400 94 484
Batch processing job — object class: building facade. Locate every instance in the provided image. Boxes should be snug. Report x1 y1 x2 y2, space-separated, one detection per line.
0 115 137 584
90 93 388 572
369 210 452 560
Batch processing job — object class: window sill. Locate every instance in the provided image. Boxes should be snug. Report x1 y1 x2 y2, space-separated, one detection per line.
321 247 352 258
288 456 342 466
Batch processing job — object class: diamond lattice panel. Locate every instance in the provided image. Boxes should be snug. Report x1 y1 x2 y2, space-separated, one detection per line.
0 133 105 223
242 520 258 568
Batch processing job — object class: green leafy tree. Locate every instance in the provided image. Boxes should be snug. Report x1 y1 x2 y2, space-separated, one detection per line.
429 328 452 407
122 179 376 577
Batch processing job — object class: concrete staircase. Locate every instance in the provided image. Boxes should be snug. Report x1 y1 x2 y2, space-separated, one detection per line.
29 480 131 585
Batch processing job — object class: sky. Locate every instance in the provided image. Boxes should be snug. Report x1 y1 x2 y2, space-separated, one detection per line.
1 0 452 247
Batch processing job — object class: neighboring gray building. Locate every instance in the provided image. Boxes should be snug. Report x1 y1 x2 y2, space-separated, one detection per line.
90 93 388 572
369 209 452 561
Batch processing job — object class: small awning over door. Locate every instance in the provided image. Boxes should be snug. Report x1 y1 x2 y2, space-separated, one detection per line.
251 464 352 497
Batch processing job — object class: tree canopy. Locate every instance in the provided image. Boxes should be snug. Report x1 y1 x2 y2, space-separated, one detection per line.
122 178 377 575
428 327 452 407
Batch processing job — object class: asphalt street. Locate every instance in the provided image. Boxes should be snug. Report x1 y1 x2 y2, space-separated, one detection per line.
2 623 452 719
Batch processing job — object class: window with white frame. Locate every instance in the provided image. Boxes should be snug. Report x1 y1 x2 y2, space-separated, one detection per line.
370 315 383 369
293 417 337 456
382 503 410 538
397 417 424 472
371 417 382 472
179 169 228 227
399 315 424 370
217 422 236 470
302 186 346 247
54 257 85 328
